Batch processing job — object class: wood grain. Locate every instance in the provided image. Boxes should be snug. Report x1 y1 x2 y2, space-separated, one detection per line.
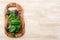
0 0 59 40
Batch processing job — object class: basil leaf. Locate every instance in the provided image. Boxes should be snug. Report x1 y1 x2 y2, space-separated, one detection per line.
8 24 11 29
9 25 16 33
16 25 21 32
8 15 15 21
8 12 15 21
11 19 20 25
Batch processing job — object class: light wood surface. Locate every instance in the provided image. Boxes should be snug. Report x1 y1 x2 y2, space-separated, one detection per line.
0 0 60 40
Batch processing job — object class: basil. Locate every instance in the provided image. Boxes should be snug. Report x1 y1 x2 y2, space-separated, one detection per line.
9 25 16 33
10 18 20 25
15 25 21 32
6 10 21 37
8 12 15 21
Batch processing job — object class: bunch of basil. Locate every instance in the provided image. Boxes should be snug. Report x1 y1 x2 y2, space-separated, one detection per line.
6 10 21 37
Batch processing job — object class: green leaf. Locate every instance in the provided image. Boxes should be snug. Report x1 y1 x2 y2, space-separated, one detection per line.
15 25 21 32
9 25 16 33
11 18 20 25
8 12 15 21
8 24 11 29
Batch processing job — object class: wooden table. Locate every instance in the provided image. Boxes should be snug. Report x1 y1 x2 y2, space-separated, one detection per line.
0 0 59 40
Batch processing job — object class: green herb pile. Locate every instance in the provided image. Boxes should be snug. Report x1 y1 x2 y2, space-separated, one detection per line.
6 10 21 37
